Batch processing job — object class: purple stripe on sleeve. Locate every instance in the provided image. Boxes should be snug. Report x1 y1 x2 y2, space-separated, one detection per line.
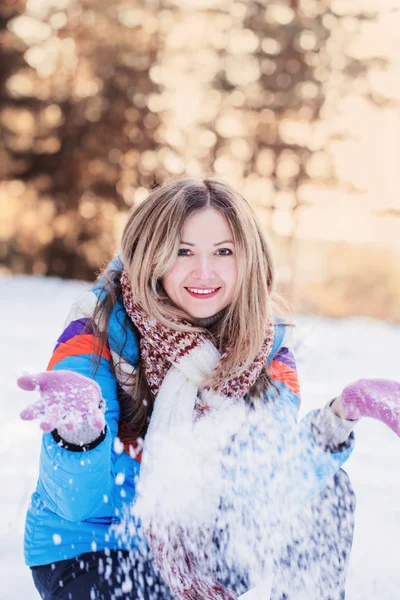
54 318 92 351
273 346 297 371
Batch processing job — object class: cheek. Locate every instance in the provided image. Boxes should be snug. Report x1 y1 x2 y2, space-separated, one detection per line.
161 267 182 298
222 262 238 297
161 274 173 298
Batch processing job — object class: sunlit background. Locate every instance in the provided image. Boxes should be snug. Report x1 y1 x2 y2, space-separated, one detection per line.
1 0 400 321
1 4 400 598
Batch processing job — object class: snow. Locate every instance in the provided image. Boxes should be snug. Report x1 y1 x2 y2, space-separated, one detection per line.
1 275 399 599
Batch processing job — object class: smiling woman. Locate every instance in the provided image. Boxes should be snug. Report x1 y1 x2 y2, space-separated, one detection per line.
17 176 400 600
162 208 238 318
119 177 277 390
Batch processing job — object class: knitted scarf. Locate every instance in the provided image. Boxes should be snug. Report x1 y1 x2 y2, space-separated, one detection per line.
120 269 275 600
120 269 274 401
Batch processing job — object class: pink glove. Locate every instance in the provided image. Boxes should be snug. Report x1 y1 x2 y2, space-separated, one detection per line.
339 378 400 436
18 370 105 433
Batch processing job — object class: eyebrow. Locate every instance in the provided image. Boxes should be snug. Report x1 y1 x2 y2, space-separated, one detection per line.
180 240 234 246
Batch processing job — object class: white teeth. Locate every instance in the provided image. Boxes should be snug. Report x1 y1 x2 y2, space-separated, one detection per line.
187 287 217 295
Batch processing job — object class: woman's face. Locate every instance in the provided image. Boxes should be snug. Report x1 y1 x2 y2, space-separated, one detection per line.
162 208 238 319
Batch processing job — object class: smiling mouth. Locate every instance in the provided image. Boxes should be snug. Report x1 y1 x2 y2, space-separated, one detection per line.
185 287 221 299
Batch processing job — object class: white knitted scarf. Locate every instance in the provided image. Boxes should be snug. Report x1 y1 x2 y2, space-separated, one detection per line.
120 269 275 528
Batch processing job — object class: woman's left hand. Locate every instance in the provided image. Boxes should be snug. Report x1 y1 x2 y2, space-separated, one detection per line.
331 378 400 436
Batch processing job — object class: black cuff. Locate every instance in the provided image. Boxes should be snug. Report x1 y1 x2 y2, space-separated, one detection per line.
51 427 107 452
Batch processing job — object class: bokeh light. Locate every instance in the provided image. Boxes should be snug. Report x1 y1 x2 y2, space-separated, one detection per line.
1 0 400 320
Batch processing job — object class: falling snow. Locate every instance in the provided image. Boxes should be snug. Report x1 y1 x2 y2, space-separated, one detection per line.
1 276 399 599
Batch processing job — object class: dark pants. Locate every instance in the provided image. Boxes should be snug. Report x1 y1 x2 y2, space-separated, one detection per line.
269 468 356 600
31 548 172 600
31 469 355 600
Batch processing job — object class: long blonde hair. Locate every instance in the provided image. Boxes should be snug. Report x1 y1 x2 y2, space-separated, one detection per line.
90 177 289 438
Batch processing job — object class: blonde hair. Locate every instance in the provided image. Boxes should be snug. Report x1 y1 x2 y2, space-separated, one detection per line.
89 177 290 438
121 177 285 387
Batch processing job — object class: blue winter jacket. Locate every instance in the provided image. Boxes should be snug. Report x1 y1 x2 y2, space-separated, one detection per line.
24 259 355 567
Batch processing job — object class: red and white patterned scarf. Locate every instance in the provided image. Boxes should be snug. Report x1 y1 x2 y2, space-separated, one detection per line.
120 268 275 600
120 269 274 401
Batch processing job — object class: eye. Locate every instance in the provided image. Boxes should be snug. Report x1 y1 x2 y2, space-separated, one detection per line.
178 248 192 256
216 248 233 256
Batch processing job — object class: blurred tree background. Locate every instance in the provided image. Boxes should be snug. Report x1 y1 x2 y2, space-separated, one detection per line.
1 0 400 320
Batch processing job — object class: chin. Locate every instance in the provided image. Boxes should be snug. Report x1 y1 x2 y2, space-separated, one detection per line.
193 310 217 318
189 305 223 319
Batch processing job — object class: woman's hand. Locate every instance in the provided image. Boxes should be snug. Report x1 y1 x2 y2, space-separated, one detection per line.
18 370 105 433
331 378 400 436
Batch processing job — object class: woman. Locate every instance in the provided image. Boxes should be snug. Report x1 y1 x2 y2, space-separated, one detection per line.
19 178 400 600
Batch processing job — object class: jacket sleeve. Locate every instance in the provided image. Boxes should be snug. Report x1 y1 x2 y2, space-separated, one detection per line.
264 323 355 515
36 293 134 522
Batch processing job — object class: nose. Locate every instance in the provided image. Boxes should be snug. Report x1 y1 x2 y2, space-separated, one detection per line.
191 255 215 280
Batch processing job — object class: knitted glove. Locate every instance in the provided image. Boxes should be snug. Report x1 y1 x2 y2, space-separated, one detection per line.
18 370 105 433
338 378 400 436
148 524 235 600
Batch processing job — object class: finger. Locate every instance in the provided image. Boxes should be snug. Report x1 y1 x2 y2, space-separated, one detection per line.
87 408 106 431
58 407 84 432
40 403 63 432
40 419 58 432
20 405 37 421
20 400 47 421
17 371 56 392
17 374 41 392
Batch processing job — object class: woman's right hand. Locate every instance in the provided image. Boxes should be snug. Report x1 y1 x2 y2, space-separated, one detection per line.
18 370 105 433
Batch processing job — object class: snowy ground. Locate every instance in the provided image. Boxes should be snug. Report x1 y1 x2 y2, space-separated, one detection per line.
0 275 399 600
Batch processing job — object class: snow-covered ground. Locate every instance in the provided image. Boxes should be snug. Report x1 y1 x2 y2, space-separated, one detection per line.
1 275 399 600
